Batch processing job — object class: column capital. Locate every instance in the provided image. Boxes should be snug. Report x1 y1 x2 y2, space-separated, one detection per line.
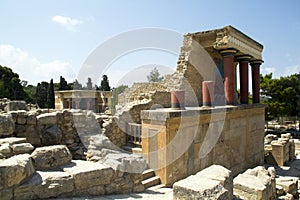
236 54 252 62
219 48 239 57
250 59 264 66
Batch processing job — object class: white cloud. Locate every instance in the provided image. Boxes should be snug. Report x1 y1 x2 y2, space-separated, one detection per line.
261 66 276 75
281 65 300 77
0 44 75 84
52 15 83 32
261 65 300 78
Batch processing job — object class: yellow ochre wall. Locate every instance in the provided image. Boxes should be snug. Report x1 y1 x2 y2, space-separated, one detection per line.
142 105 265 186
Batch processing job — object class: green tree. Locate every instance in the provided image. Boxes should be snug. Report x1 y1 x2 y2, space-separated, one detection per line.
24 84 36 103
147 67 163 82
260 73 300 120
47 79 55 108
0 65 27 100
36 82 49 108
100 75 111 91
58 76 71 90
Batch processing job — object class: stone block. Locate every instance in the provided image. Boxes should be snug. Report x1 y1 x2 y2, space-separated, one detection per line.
0 137 27 145
289 139 295 161
0 143 12 157
31 145 72 170
276 176 298 196
41 125 62 145
16 111 27 125
0 114 14 137
73 185 105 196
26 113 37 125
26 137 41 147
267 166 276 179
97 148 148 174
11 143 34 155
173 176 230 200
14 170 74 200
294 139 300 151
276 185 285 196
37 112 58 125
196 164 233 199
271 142 288 166
0 154 35 189
0 188 13 200
14 124 26 137
278 193 294 200
8 111 18 123
233 166 276 200
133 183 145 193
61 160 114 190
6 101 28 112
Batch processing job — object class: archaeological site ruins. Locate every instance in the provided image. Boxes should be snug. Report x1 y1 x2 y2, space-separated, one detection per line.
1 25 300 200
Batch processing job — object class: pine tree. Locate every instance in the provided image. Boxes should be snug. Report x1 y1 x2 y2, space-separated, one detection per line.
147 67 163 82
47 79 55 108
36 82 48 108
58 76 70 90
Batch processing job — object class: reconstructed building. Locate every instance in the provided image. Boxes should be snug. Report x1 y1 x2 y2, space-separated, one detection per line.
55 90 112 113
141 25 266 186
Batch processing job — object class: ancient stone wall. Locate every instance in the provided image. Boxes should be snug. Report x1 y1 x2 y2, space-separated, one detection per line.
0 110 103 159
0 99 39 113
264 133 295 166
142 105 266 186
116 32 222 110
0 109 148 199
0 145 146 199
102 90 171 148
118 82 169 106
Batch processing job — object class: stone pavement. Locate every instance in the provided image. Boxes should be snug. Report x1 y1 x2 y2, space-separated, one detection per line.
52 185 173 200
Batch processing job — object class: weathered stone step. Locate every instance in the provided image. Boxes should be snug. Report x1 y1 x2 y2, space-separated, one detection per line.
142 169 156 180
146 183 167 191
122 146 142 154
132 147 142 154
142 176 161 189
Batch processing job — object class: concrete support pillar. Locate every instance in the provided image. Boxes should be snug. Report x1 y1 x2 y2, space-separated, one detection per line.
237 55 252 104
250 60 263 104
171 91 185 109
202 81 214 107
220 48 238 105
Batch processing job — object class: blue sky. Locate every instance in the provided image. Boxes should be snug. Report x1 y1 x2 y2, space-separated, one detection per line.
0 0 299 87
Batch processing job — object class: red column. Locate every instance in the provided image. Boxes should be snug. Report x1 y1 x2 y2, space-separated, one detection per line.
237 55 252 104
220 49 238 105
171 90 185 109
202 81 214 106
250 60 263 104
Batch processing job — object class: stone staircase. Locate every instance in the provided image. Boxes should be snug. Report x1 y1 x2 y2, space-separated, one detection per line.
142 168 162 189
122 145 162 189
121 144 164 189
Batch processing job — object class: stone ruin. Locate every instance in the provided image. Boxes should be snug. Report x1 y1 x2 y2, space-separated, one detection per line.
1 25 300 200
0 101 148 199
